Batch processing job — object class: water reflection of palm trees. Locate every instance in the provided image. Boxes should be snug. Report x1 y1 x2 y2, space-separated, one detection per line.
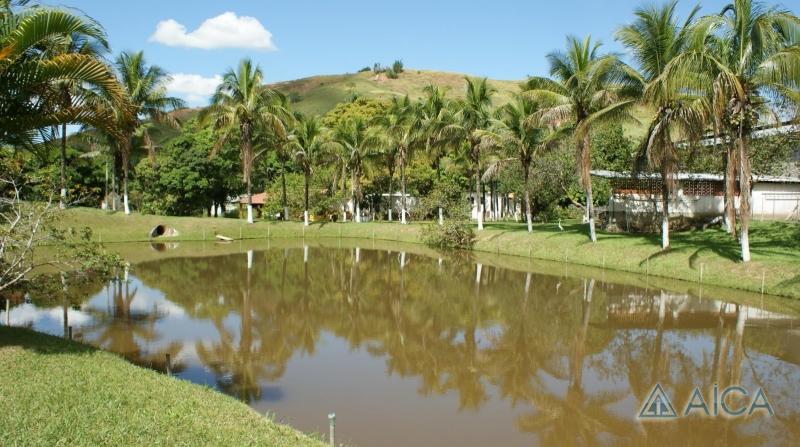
127 247 800 445
87 276 182 373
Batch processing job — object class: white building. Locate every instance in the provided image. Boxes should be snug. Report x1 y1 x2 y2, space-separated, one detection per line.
591 170 800 230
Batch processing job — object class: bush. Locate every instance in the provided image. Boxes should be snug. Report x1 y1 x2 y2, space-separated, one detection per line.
421 220 475 250
385 67 398 79
392 59 404 73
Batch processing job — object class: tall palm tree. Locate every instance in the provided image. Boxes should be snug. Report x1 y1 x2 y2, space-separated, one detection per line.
440 77 496 230
617 1 707 249
419 85 449 176
289 113 328 226
378 96 422 224
665 0 800 261
524 36 638 242
376 140 399 222
114 51 184 215
331 117 380 223
480 96 565 233
0 3 126 148
201 58 288 224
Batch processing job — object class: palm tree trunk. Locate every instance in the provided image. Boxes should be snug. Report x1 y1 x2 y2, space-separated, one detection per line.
474 147 483 231
303 171 310 226
582 133 596 242
524 163 532 233
400 152 408 225
724 145 737 237
122 140 131 215
387 168 394 222
737 137 752 262
246 177 253 224
60 123 67 208
281 163 288 221
661 179 670 249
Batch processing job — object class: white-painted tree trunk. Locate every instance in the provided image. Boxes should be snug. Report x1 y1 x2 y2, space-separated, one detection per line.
355 204 361 223
526 212 532 233
401 208 407 224
284 206 289 222
342 206 347 223
661 214 670 250
438 207 443 226
246 204 254 224
477 204 484 231
304 210 309 226
388 208 393 222
123 193 130 215
217 205 223 217
60 188 67 209
740 231 751 263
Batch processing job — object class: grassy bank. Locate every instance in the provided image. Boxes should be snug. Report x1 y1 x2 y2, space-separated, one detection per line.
57 207 800 299
0 326 324 446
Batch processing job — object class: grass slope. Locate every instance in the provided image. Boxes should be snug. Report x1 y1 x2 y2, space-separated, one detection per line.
0 326 324 447
55 208 800 299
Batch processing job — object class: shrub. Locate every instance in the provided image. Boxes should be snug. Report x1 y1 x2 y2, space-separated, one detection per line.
392 59 404 73
385 67 398 79
421 220 475 250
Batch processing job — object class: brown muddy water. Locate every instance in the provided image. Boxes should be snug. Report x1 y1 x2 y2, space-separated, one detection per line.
5 241 800 446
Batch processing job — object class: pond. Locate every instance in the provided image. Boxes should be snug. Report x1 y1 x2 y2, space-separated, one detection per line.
5 240 800 446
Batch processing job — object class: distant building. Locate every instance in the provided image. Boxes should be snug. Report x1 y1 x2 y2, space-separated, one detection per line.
238 192 267 219
591 170 800 231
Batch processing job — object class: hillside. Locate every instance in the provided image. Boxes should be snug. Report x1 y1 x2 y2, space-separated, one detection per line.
268 69 523 116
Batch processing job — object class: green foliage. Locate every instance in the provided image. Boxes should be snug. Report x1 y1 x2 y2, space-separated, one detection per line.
133 121 240 216
416 174 470 220
321 98 388 128
392 60 404 74
385 67 399 79
591 124 635 172
421 220 475 250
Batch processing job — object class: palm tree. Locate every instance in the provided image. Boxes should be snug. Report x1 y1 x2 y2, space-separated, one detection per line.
480 96 564 233
0 4 126 148
665 0 800 261
378 96 422 224
289 113 328 226
114 51 184 215
440 78 496 230
524 36 638 242
419 85 449 177
616 1 707 249
376 140 399 222
331 117 381 223
201 58 288 224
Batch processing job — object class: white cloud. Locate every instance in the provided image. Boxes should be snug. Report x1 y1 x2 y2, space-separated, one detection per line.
166 73 222 105
149 12 276 50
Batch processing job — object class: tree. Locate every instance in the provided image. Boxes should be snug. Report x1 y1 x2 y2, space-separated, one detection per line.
201 58 288 224
0 3 125 150
114 51 184 215
331 118 381 223
440 78 497 230
378 96 422 224
289 113 328 225
524 36 638 242
480 96 564 233
617 1 707 249
667 0 800 261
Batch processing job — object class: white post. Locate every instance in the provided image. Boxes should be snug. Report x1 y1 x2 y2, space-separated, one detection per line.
246 204 254 224
304 210 309 226
247 250 253 270
438 207 443 226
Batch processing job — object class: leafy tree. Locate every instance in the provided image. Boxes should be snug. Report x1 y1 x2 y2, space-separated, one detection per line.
617 1 705 249
440 77 497 230
668 0 800 261
524 36 638 242
322 98 387 129
113 51 184 215
377 96 423 223
201 58 288 223
288 113 329 225
330 118 381 222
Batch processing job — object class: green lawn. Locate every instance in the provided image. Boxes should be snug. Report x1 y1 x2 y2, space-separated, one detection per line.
0 326 324 447
56 208 800 299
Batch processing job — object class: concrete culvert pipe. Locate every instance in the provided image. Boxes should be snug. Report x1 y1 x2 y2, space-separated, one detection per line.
149 225 179 238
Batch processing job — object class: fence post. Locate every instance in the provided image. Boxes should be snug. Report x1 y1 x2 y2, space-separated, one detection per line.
328 413 336 447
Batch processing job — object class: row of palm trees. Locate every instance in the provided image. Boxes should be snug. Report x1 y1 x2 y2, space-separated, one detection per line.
2 0 798 263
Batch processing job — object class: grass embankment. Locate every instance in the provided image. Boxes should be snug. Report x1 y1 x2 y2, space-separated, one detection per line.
59 207 800 299
0 326 324 447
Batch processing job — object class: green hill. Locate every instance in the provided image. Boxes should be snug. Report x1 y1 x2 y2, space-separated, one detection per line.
269 69 522 115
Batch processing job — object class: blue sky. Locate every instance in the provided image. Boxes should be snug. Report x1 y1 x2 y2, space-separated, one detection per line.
50 0 763 105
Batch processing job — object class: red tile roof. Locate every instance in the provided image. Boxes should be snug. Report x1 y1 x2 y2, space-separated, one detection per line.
239 192 266 205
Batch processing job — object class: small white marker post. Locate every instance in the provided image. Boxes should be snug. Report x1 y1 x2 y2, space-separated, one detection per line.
328 413 336 447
